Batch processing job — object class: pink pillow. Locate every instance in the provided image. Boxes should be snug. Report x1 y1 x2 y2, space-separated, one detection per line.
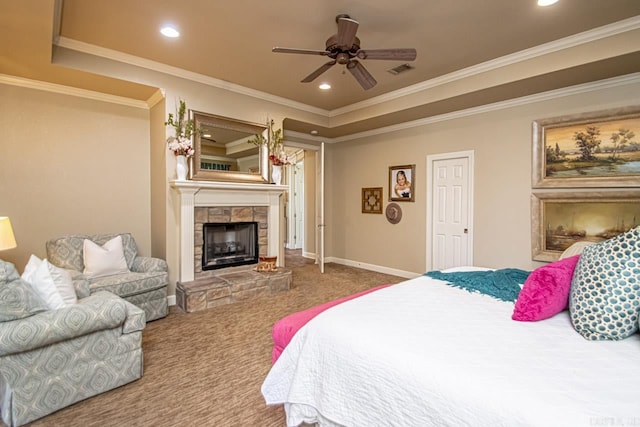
512 255 580 321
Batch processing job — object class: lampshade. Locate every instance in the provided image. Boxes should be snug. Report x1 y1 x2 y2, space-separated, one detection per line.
0 217 17 251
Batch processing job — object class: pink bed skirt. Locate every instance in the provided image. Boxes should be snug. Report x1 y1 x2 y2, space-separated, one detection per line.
272 284 391 363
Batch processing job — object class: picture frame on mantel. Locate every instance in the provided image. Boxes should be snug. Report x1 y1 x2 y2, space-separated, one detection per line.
531 190 640 262
532 106 640 188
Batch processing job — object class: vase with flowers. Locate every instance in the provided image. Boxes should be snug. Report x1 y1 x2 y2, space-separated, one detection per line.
165 99 200 180
248 119 294 185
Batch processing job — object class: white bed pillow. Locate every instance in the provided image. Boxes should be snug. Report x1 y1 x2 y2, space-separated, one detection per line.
21 255 76 309
83 235 130 278
559 241 594 259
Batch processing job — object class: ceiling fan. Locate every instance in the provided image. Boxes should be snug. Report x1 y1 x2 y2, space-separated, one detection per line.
272 14 417 90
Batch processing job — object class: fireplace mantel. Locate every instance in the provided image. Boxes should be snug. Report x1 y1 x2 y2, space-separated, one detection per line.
171 180 287 283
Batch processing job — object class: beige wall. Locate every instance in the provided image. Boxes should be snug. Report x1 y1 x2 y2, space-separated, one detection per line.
149 98 167 260
0 84 151 272
2 75 637 292
325 82 640 274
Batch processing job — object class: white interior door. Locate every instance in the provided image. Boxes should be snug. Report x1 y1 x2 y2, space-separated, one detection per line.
427 151 474 271
293 160 304 249
316 142 325 273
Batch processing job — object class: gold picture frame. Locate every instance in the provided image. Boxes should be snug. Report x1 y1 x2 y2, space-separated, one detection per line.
532 106 640 188
531 190 640 262
362 187 383 214
389 165 415 202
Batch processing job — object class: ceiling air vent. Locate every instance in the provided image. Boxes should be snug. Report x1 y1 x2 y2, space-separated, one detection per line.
387 63 414 75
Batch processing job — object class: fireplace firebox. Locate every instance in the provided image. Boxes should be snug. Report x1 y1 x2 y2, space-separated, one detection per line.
202 222 259 270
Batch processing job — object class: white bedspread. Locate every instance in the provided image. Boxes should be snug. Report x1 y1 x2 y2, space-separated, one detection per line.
262 274 640 427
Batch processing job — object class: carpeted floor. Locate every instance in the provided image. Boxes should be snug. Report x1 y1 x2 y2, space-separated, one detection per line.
25 251 404 427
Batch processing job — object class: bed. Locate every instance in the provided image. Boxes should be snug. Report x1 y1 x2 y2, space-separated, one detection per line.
261 259 640 426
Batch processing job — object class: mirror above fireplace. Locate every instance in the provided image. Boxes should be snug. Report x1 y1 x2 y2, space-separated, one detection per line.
190 111 269 183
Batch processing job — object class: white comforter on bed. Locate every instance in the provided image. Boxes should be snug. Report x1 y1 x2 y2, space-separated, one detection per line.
261 273 640 427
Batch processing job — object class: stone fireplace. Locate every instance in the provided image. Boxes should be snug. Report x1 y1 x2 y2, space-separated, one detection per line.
171 180 291 300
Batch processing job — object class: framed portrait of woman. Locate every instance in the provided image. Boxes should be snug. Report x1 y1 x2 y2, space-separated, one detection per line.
389 165 415 202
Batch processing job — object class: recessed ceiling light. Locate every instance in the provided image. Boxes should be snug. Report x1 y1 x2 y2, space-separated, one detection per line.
203 133 212 138
161 26 180 38
319 83 331 90
310 130 319 135
537 0 558 6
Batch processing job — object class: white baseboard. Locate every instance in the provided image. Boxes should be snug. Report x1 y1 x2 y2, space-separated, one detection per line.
302 251 316 259
324 256 419 279
167 294 176 306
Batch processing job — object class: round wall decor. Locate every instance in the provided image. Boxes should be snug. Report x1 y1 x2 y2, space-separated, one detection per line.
385 203 402 224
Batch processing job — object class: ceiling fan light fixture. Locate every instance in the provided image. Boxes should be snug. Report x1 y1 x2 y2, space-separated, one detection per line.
160 26 180 38
537 0 559 6
272 14 416 91
319 83 331 90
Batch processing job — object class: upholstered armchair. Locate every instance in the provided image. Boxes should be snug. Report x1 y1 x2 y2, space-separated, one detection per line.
0 260 145 427
46 233 168 321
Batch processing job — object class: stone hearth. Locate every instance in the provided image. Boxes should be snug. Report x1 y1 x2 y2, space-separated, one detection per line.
176 268 292 312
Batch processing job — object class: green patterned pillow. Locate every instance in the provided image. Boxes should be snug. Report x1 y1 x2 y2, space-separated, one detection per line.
0 260 48 322
569 226 640 340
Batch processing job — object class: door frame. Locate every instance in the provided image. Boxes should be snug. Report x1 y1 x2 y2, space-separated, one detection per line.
286 153 304 250
425 150 475 271
283 139 325 273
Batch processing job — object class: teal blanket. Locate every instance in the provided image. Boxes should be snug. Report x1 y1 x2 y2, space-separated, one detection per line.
424 268 530 302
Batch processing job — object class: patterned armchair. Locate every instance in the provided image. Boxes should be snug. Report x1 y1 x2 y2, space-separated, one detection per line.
46 233 168 321
0 260 145 427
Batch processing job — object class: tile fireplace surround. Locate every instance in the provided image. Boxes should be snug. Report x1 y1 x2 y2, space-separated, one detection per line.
170 180 288 284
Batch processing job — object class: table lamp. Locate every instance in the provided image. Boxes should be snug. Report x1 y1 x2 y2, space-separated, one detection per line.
0 216 17 251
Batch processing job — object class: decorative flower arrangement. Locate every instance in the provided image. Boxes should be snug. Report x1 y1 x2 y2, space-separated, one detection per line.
269 150 294 166
165 99 200 157
248 119 294 165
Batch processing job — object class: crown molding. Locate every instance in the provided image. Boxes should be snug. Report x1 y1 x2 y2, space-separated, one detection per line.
332 73 640 143
55 36 330 117
0 74 149 108
284 130 335 145
330 16 640 117
147 89 166 108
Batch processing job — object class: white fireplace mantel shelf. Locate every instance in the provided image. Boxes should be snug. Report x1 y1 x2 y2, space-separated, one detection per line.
171 180 288 193
170 180 288 283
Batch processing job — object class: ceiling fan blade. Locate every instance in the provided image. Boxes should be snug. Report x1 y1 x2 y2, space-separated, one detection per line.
356 48 417 61
301 60 337 83
347 60 377 90
336 17 359 50
273 47 329 56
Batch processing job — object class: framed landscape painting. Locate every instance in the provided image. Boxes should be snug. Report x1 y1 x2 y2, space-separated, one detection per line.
532 106 640 188
531 190 640 262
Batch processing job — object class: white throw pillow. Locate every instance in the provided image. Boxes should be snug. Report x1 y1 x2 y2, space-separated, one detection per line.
21 255 75 310
83 235 130 278
47 262 77 305
559 241 594 260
